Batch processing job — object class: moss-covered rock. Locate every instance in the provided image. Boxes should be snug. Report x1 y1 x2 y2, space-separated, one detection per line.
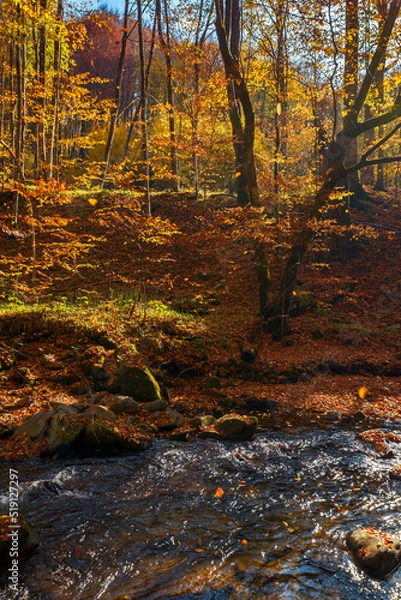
199 413 258 441
115 365 161 402
47 415 86 457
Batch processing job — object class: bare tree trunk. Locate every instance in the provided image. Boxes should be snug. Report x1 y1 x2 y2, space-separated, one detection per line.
374 62 386 190
102 0 130 188
49 0 63 180
214 0 259 206
124 12 156 160
138 0 151 215
273 0 289 196
156 0 179 190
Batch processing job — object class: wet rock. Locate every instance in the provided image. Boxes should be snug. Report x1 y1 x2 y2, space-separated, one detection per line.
81 422 120 454
13 411 54 440
83 405 117 420
47 415 85 457
81 422 151 455
43 480 65 494
389 465 401 481
115 365 161 402
109 396 139 415
143 399 168 413
170 428 192 441
188 415 216 430
199 413 258 441
346 527 401 579
0 516 39 564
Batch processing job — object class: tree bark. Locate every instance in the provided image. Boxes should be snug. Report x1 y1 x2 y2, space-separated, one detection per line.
156 0 179 191
102 0 130 188
214 0 259 206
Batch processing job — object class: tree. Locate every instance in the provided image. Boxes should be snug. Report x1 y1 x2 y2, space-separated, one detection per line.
214 0 259 206
266 0 401 337
156 0 179 190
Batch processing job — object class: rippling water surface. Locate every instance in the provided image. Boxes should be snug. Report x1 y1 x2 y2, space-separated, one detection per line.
1 424 401 599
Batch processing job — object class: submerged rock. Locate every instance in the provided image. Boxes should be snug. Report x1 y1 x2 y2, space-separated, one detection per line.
346 527 401 579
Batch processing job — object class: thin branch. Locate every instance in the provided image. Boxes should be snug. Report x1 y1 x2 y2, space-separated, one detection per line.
358 120 401 161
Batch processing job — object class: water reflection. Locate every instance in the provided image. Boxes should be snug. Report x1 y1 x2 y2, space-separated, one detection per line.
1 425 401 599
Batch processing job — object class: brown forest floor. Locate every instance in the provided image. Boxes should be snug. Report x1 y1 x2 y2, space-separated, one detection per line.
0 188 401 459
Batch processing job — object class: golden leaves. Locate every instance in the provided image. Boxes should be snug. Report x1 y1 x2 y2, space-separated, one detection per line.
358 385 369 400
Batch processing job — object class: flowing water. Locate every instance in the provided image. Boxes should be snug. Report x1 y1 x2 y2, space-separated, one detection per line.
1 424 401 599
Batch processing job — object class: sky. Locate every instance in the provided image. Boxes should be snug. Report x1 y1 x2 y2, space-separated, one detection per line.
96 0 127 14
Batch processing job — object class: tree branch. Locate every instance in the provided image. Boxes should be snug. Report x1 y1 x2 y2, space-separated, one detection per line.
347 0 401 124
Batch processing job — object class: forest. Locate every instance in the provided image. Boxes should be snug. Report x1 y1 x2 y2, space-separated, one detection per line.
0 0 401 598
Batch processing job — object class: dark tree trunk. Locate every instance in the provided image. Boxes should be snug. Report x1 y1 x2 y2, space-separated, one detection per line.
214 0 259 206
265 0 401 338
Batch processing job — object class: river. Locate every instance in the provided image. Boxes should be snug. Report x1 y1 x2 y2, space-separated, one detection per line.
1 423 401 599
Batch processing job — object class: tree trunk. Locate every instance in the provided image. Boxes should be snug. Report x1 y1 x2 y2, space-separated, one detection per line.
265 0 401 337
138 0 151 215
102 0 130 188
156 0 179 191
214 0 259 206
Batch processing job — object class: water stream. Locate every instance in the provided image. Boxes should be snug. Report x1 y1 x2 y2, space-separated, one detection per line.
1 424 401 599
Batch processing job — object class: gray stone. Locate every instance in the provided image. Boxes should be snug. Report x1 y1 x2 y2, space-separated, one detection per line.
346 527 401 579
84 405 117 420
116 365 161 402
13 411 54 440
143 399 168 413
109 396 140 414
52 402 80 415
156 408 185 431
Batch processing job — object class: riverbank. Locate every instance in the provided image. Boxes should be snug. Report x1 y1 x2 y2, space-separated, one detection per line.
0 190 400 459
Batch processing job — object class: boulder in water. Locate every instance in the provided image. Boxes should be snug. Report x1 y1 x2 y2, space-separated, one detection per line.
346 527 401 579
199 413 258 441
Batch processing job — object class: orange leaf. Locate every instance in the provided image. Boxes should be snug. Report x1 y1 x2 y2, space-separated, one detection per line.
215 487 225 498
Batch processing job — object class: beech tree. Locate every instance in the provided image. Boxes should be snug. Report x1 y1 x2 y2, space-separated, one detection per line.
214 0 259 206
265 0 401 337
